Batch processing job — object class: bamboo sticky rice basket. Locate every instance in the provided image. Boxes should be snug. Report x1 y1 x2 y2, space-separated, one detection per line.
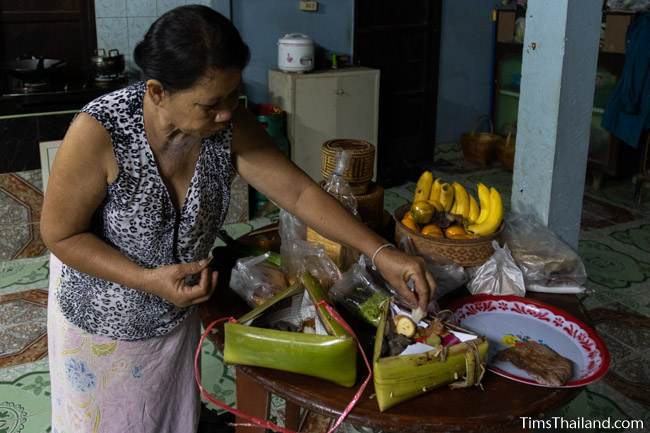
224 273 357 387
321 139 375 194
373 302 489 412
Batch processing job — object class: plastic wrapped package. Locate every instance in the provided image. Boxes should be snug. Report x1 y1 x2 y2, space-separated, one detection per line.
323 150 359 216
281 239 342 290
468 241 525 296
279 209 342 288
279 208 306 245
502 213 587 293
306 150 360 270
607 0 650 12
329 259 392 326
229 252 289 307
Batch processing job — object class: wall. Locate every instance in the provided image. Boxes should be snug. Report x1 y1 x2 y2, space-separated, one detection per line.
94 0 222 74
232 0 355 104
96 1 498 144
435 0 501 143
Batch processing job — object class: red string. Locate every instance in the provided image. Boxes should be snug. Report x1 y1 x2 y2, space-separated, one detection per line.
316 300 373 433
194 302 373 433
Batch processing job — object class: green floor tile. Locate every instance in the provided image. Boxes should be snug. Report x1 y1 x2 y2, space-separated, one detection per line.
0 370 52 433
579 240 650 290
0 256 49 295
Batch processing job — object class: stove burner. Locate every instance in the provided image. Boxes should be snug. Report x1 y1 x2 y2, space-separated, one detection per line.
21 81 50 93
93 74 127 88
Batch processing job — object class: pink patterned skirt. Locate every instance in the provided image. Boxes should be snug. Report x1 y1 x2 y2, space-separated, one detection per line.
47 256 201 433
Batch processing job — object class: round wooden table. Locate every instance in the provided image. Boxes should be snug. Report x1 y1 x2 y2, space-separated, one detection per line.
199 278 584 433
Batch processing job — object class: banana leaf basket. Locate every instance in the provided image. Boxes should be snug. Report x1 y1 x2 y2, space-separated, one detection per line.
373 302 489 412
224 273 358 387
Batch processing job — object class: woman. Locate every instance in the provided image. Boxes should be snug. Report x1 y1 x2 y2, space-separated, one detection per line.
42 5 435 432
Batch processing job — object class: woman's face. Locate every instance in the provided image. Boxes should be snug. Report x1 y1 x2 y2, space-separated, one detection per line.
157 68 242 139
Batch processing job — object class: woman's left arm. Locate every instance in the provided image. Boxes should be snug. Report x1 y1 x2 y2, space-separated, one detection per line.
231 107 435 310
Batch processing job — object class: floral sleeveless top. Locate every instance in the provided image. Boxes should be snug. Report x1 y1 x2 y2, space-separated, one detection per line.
56 82 235 340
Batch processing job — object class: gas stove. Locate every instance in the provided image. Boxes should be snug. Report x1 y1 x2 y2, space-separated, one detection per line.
1 76 129 115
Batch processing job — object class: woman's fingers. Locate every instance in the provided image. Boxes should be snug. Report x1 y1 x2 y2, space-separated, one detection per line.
409 270 431 311
177 258 210 278
188 270 219 305
397 278 418 309
425 271 437 301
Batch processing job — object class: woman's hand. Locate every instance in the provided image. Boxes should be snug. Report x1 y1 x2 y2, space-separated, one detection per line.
373 247 436 311
142 259 218 308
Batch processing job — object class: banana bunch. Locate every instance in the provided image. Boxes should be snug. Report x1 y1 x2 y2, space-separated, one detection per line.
405 171 504 238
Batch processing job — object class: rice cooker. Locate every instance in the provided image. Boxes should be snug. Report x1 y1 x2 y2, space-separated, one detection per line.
277 33 314 72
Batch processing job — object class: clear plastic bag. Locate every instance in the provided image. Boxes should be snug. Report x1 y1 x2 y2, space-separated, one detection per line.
607 0 650 12
230 252 289 307
323 150 359 217
468 241 526 296
279 209 307 284
280 209 342 289
279 208 306 246
503 213 587 292
329 258 391 327
398 236 467 311
282 239 342 290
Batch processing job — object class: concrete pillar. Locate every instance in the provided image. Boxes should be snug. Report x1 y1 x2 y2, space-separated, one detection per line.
511 0 602 249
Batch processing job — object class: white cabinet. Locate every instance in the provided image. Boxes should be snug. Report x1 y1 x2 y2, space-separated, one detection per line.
268 67 380 181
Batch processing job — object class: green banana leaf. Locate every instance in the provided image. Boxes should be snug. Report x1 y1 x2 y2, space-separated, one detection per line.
373 302 489 412
224 272 357 387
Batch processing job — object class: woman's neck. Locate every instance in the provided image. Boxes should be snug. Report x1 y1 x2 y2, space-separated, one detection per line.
143 93 199 155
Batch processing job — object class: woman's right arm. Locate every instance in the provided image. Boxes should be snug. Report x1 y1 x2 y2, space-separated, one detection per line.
41 113 216 307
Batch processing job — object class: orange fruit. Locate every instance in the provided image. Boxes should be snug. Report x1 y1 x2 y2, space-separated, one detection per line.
401 216 420 232
402 211 416 223
421 224 443 238
444 224 470 239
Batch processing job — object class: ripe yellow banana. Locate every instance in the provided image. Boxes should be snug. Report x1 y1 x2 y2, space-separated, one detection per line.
476 183 491 224
451 182 469 219
468 193 479 223
429 178 443 202
466 187 503 236
413 171 433 203
439 183 454 212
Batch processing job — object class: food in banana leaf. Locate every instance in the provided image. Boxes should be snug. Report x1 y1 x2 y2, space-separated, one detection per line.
373 301 488 411
383 334 413 357
271 320 300 332
394 315 416 338
494 341 573 386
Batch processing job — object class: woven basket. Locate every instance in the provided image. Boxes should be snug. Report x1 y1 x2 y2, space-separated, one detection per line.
393 204 502 267
497 130 516 171
459 116 501 166
321 139 375 194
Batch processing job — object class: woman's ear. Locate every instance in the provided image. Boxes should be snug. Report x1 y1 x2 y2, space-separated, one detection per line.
146 79 166 105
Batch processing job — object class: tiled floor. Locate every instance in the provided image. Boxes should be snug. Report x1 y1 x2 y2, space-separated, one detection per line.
1 145 650 432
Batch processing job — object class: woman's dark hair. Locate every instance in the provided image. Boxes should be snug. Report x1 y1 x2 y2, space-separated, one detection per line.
134 5 250 92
